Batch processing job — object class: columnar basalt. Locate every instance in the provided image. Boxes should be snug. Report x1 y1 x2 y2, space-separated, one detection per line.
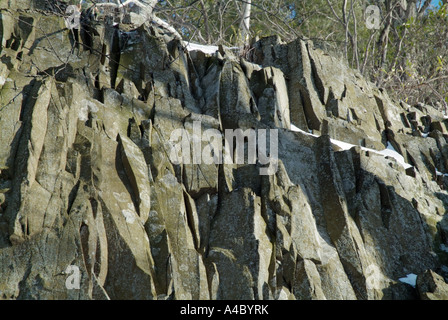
0 0 448 300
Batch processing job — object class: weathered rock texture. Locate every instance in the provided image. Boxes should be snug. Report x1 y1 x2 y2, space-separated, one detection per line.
1 1 448 300
417 269 448 300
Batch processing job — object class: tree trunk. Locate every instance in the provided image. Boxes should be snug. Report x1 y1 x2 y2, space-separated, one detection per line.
376 0 394 85
240 0 251 44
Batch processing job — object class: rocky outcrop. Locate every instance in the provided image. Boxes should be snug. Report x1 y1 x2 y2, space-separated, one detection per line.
417 269 448 300
0 1 448 300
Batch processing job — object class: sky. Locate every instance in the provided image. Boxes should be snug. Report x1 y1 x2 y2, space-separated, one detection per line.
430 0 443 8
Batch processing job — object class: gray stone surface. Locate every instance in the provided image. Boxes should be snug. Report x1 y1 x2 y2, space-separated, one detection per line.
0 1 447 300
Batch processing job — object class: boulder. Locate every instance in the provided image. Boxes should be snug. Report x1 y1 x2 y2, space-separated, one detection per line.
417 270 448 300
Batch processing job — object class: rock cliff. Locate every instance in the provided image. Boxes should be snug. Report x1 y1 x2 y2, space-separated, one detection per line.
1 0 448 300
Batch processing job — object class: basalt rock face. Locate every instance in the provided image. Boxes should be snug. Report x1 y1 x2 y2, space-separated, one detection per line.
1 2 448 300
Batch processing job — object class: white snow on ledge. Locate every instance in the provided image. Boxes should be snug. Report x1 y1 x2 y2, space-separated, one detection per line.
290 124 413 170
379 142 412 169
398 273 417 287
436 170 448 177
182 41 240 55
290 124 317 137
183 42 219 55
